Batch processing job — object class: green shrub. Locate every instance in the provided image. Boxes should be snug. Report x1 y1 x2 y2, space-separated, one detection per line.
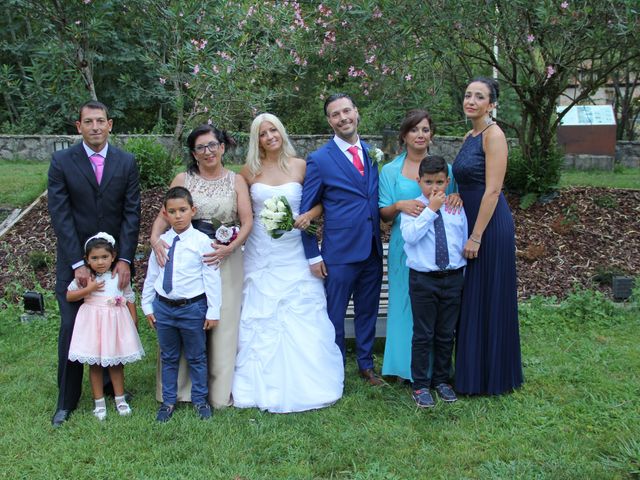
505 142 563 195
593 193 617 209
27 251 51 271
518 192 538 210
125 137 177 190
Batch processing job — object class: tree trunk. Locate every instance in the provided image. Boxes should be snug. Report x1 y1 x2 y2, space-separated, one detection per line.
76 45 97 101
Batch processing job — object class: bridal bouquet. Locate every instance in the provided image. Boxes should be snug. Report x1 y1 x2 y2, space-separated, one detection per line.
260 195 318 239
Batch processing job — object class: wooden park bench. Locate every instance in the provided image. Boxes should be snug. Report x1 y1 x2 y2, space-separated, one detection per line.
344 243 389 338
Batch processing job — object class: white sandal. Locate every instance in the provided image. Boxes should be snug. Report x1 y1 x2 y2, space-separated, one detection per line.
93 406 107 421
116 401 132 416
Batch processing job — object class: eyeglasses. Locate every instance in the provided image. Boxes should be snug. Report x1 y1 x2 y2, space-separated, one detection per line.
193 141 221 154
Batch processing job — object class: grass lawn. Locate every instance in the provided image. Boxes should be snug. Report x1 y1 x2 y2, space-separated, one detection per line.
559 166 640 189
0 159 637 212
0 290 638 479
0 160 49 207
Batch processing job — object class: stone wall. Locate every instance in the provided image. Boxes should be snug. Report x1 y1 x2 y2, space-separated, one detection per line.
0 133 638 169
616 141 640 168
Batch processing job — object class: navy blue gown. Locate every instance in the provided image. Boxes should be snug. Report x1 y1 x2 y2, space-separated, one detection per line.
452 132 523 395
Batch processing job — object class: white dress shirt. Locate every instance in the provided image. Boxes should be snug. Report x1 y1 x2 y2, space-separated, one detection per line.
400 194 468 272
141 225 222 320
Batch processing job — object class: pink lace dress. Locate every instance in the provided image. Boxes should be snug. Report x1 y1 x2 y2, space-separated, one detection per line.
68 272 144 366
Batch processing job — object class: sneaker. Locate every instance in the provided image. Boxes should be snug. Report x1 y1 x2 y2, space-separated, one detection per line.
93 406 107 421
194 402 212 420
412 388 435 408
435 383 458 403
156 403 175 423
116 401 132 416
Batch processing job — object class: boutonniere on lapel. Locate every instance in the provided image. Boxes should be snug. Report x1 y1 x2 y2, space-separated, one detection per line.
368 147 385 166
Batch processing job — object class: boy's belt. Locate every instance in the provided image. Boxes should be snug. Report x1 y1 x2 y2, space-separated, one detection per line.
422 267 464 278
157 293 206 307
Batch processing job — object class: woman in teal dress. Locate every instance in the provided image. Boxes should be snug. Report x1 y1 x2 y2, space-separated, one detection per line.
379 109 459 382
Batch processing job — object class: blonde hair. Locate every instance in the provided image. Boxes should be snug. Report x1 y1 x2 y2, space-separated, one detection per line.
245 113 297 177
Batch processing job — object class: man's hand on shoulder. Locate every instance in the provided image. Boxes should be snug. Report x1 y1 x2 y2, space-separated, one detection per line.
74 265 91 288
112 260 131 289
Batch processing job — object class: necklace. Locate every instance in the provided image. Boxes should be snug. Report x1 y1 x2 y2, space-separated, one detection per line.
199 168 226 181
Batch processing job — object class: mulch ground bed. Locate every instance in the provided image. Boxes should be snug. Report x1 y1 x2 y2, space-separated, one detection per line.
1 186 638 302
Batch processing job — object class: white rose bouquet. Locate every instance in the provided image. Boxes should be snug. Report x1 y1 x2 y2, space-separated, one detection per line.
260 195 318 239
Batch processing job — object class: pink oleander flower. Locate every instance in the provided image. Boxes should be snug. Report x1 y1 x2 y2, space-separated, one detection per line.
405 73 412 81
159 77 166 85
560 1 569 9
527 34 535 43
546 65 556 79
192 64 200 75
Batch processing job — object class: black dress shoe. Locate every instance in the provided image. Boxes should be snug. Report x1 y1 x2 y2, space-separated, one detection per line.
51 409 71 427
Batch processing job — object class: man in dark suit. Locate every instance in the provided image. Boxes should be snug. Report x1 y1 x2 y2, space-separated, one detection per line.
300 93 384 386
48 100 140 426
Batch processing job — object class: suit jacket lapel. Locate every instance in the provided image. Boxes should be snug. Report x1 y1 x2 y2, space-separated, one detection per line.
71 144 99 189
328 140 367 193
100 146 117 190
360 142 376 192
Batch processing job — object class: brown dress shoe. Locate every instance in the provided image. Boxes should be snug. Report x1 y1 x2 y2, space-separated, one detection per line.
359 369 385 386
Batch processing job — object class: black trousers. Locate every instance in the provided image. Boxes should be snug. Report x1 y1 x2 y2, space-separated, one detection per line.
55 287 84 411
409 268 464 390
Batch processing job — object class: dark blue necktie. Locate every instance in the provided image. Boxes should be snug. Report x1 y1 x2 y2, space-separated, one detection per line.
434 211 449 270
163 236 180 294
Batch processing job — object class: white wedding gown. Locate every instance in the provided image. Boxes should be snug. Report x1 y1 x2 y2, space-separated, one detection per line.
232 182 344 413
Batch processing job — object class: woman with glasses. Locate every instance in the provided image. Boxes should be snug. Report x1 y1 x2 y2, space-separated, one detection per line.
149 124 252 408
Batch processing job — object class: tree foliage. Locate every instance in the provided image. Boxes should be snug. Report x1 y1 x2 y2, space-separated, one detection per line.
0 0 638 193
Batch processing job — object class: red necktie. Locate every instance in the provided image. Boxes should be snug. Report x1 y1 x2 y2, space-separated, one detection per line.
347 146 364 176
89 153 104 184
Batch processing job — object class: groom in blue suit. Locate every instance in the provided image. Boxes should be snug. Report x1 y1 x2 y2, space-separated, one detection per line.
301 93 384 386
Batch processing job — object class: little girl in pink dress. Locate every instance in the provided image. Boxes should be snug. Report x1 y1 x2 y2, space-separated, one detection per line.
67 232 144 420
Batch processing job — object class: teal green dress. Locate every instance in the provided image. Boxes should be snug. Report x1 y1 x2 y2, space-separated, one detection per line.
379 152 457 381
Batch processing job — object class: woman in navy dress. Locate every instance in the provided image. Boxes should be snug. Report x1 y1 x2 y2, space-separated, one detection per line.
452 77 523 395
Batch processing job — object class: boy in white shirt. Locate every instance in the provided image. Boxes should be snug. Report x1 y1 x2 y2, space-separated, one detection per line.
142 186 221 422
400 156 467 408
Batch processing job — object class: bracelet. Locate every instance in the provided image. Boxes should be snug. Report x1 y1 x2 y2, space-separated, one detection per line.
469 236 481 245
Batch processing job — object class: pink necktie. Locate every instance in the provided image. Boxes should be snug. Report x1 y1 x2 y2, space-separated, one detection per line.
347 146 365 176
89 154 104 184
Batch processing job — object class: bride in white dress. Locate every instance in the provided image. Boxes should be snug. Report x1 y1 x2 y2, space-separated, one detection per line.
232 113 344 413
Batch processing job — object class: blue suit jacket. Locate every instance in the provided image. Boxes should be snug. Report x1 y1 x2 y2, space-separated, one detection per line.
48 142 141 290
301 139 382 264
